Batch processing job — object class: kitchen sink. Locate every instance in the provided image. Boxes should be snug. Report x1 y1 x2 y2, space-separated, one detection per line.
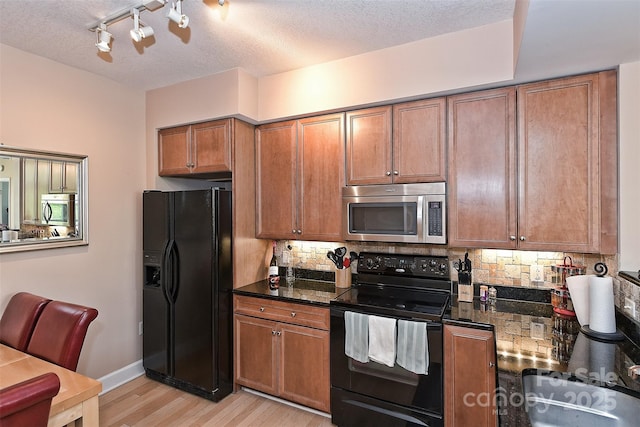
522 369 640 427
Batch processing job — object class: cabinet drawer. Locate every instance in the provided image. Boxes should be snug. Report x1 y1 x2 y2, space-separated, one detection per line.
234 295 329 330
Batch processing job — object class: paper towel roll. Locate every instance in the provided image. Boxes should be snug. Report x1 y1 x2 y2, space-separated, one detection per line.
1 230 18 242
566 274 592 326
588 276 616 333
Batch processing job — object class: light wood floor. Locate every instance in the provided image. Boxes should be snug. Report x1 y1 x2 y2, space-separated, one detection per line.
99 375 336 427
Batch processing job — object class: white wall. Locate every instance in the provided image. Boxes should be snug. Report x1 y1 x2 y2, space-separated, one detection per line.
0 44 146 379
258 20 515 121
619 61 640 271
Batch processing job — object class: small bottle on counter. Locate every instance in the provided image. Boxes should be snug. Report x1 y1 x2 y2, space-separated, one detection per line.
268 241 280 289
480 285 488 302
488 286 497 303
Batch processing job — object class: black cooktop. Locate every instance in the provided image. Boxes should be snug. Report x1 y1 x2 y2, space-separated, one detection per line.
331 252 452 321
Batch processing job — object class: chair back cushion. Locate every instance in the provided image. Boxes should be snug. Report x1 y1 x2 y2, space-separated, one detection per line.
26 301 98 371
0 372 60 427
0 293 51 351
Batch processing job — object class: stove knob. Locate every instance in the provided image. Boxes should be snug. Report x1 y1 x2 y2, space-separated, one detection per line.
429 259 437 268
439 263 448 272
365 258 375 269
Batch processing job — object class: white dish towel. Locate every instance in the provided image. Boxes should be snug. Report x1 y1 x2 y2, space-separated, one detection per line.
368 315 397 367
396 319 429 375
344 311 369 363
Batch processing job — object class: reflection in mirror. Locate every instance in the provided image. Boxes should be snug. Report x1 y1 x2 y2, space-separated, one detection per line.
0 145 88 253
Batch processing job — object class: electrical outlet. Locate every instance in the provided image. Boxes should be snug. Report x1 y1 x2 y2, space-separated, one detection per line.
531 265 544 283
138 321 143 336
624 297 636 319
530 321 545 340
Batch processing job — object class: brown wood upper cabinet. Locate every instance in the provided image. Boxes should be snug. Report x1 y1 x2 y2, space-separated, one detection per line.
158 119 232 177
444 324 497 427
448 71 618 253
256 113 345 241
346 99 446 185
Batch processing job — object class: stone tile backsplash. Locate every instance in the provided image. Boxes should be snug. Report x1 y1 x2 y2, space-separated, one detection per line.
276 240 637 321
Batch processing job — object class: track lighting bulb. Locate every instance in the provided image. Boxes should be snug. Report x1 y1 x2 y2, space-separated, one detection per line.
95 24 112 53
130 8 154 42
166 1 189 29
218 0 225 5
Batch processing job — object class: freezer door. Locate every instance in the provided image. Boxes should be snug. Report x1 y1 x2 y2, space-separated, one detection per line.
142 191 172 376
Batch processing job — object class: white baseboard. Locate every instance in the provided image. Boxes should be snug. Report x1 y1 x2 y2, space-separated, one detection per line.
97 359 145 395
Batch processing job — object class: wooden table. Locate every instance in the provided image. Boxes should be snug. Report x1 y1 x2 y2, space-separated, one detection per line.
0 344 102 427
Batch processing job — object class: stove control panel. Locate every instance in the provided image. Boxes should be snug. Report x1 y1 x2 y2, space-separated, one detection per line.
357 252 450 279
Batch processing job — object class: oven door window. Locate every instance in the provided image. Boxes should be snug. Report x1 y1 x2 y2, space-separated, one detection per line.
349 202 418 235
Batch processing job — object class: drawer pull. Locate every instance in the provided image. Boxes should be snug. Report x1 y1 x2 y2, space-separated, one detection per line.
260 307 265 312
291 312 296 317
276 331 282 336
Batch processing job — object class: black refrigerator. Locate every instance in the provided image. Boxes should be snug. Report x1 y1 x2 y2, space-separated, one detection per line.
142 188 233 401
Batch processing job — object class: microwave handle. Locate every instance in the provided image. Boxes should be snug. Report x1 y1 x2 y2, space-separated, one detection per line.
42 202 52 223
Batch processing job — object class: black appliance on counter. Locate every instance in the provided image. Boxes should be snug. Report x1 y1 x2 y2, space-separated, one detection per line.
330 252 452 427
142 189 233 401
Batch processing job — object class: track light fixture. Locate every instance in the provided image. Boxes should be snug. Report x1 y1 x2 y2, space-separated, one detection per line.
95 24 112 53
166 0 189 29
90 0 224 53
130 8 154 42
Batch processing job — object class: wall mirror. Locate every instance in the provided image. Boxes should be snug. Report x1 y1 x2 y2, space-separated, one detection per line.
0 145 88 253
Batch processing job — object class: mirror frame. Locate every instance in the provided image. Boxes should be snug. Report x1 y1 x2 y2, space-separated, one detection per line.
0 145 88 254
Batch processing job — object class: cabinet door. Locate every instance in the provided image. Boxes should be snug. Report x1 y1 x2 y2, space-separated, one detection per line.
234 314 278 395
393 98 446 183
49 161 77 193
448 88 517 248
444 325 497 427
255 121 297 239
158 125 191 176
346 106 392 185
297 113 345 241
190 119 232 174
517 74 600 252
278 323 330 412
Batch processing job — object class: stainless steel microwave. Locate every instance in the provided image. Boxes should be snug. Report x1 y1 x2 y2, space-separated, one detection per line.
41 194 75 226
343 183 446 244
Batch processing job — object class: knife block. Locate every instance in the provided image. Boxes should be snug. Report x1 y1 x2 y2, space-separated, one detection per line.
457 271 473 302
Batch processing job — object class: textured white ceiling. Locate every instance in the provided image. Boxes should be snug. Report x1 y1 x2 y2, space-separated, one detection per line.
0 0 638 91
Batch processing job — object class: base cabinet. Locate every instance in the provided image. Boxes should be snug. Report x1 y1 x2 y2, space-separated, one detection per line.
234 295 330 412
444 324 497 427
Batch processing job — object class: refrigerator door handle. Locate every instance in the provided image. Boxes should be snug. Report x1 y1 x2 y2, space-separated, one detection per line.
169 240 179 302
162 239 173 304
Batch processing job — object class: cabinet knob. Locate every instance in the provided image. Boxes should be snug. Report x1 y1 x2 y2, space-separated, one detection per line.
292 229 296 234
393 171 399 175
276 331 282 336
386 171 391 176
260 307 265 312
520 236 526 241
291 312 296 317
272 330 276 335
297 230 302 234
510 236 516 241
489 361 495 368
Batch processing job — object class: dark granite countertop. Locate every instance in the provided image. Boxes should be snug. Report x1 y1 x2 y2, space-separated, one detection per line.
620 271 640 286
449 296 640 427
233 278 341 306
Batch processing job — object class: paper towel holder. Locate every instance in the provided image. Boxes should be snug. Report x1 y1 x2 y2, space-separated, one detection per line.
581 262 625 342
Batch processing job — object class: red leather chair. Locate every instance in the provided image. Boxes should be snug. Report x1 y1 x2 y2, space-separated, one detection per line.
26 301 98 372
0 292 51 351
0 372 60 427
